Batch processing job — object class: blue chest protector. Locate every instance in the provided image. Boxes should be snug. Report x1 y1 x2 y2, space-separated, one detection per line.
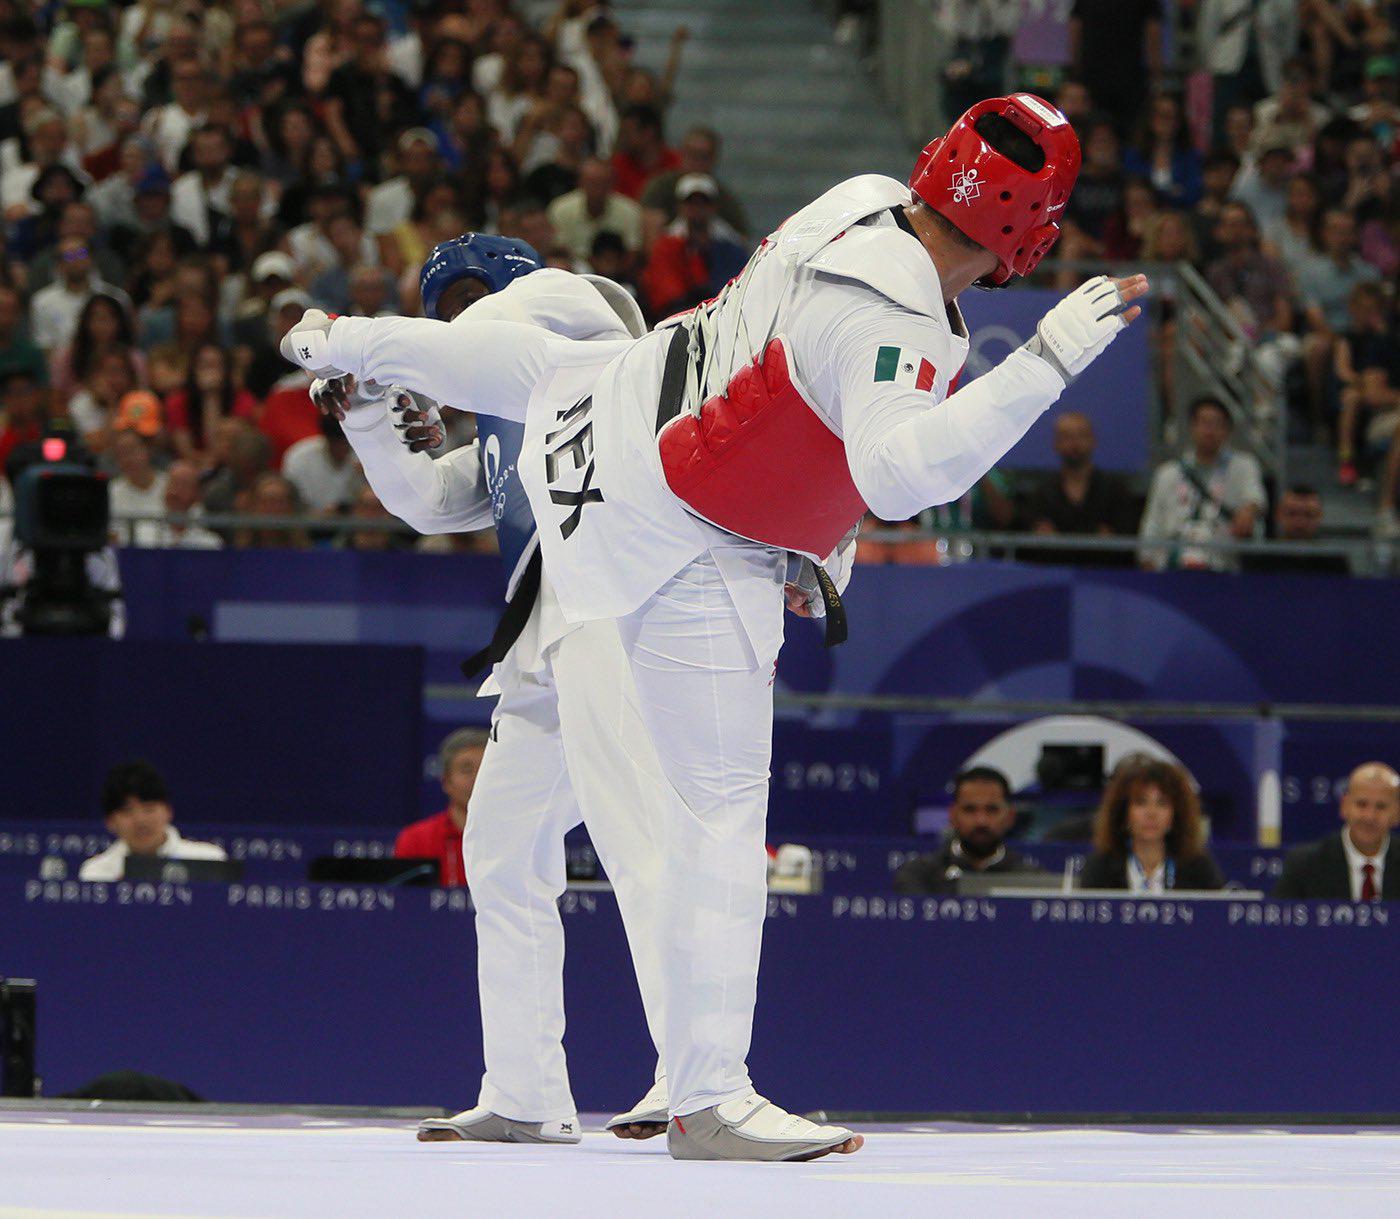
474 414 537 598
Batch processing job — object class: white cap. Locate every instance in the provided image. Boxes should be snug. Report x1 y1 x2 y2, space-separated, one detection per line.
270 288 313 313
251 251 295 283
397 127 438 152
675 173 718 201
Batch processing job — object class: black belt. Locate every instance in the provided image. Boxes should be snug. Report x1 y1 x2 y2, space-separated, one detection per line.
460 546 543 679
653 327 848 648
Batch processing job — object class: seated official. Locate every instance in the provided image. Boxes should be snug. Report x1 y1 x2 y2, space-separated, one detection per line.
1080 758 1225 892
1273 762 1400 901
79 761 227 882
393 728 487 886
894 767 1042 895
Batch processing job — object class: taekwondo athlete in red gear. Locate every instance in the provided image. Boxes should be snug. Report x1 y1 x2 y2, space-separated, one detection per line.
285 94 1148 1162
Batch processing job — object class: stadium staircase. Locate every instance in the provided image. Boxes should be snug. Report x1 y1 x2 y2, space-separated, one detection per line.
612 0 915 235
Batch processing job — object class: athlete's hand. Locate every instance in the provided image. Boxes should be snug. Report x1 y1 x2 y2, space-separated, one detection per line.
311 373 384 421
391 391 446 453
784 583 815 617
1024 273 1149 386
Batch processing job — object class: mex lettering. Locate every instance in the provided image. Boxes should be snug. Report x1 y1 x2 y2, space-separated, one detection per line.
545 396 603 540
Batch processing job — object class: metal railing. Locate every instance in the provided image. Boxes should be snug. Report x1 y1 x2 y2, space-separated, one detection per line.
1173 262 1288 491
0 511 1387 570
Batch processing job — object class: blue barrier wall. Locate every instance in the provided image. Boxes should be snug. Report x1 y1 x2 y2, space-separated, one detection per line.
9 879 1397 1114
90 551 1400 839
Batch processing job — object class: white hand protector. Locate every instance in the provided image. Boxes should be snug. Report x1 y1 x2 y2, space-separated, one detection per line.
309 374 389 430
280 309 342 378
784 554 827 619
1022 276 1132 386
391 392 446 453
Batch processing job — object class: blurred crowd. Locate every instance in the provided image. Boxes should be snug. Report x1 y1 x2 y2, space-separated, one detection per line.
0 0 740 554
1 0 1398 572
865 0 1400 566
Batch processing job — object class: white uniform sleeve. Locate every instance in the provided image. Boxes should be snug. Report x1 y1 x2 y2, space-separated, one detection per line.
325 315 563 420
469 268 630 341
823 299 1064 522
340 404 494 535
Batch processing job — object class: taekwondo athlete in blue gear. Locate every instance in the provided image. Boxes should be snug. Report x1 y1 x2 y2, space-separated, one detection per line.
309 233 673 1146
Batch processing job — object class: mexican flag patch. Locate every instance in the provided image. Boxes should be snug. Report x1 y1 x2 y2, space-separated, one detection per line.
874 346 935 391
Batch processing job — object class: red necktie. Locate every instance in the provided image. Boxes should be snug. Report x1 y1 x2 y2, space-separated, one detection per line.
1361 862 1377 902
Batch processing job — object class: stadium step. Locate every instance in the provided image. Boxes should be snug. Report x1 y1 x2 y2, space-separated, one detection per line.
613 0 913 235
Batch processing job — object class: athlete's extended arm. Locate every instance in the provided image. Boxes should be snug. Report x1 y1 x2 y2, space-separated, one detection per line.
314 375 494 535
835 276 1146 521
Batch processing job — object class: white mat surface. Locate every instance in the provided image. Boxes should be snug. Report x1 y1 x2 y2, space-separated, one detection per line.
2 1115 1397 1219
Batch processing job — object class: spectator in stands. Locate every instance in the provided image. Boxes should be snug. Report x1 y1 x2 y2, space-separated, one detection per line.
108 412 168 531
1 107 80 221
1261 174 1321 268
169 125 238 249
1241 485 1349 575
0 284 48 384
1100 176 1163 261
1197 0 1297 143
201 417 268 521
1299 209 1381 430
1273 762 1400 900
1204 201 1298 400
1080 757 1225 892
0 369 47 473
893 767 1042 895
322 13 417 171
234 471 310 550
1349 56 1400 146
1228 144 1293 234
610 104 679 200
141 57 210 174
209 171 282 278
283 413 360 516
50 292 140 409
364 128 442 239
1251 57 1331 155
1139 396 1266 572
29 236 128 352
1062 117 1124 250
1124 93 1201 210
1192 151 1240 257
164 342 257 468
1336 283 1400 486
1023 411 1137 564
393 727 489 887
66 348 139 455
641 174 746 319
77 760 226 881
640 126 748 249
132 458 222 550
486 31 553 145
546 156 642 264
1068 0 1162 139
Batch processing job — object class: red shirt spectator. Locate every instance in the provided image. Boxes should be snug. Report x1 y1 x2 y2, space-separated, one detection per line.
259 380 320 466
611 104 681 200
393 727 488 887
394 811 467 887
0 370 47 472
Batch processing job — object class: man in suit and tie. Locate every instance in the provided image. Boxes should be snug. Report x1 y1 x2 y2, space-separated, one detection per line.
1273 762 1400 901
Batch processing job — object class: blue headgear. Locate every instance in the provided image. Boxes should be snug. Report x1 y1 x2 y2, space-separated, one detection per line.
419 233 544 320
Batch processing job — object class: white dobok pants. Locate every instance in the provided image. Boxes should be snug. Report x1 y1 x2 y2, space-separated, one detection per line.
467 607 672 1121
331 316 789 1117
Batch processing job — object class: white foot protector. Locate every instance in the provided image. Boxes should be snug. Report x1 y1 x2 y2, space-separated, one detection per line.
417 1106 581 1145
605 1077 670 1139
666 1093 862 1162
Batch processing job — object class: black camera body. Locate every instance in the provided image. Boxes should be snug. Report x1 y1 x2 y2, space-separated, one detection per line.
0 977 37 1098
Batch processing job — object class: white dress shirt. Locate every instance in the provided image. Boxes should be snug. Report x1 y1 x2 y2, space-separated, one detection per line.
1340 828 1388 901
78 826 228 882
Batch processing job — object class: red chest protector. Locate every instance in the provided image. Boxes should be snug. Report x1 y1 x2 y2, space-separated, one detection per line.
657 335 868 560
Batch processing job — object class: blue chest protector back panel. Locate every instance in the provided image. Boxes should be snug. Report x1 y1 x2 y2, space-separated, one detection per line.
474 414 536 597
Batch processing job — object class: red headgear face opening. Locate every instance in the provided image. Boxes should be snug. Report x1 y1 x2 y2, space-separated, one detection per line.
909 93 1081 286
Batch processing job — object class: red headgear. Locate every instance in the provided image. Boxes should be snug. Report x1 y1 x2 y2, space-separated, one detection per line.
909 93 1081 286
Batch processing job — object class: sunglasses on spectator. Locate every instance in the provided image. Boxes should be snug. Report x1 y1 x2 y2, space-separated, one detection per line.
60 246 91 263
